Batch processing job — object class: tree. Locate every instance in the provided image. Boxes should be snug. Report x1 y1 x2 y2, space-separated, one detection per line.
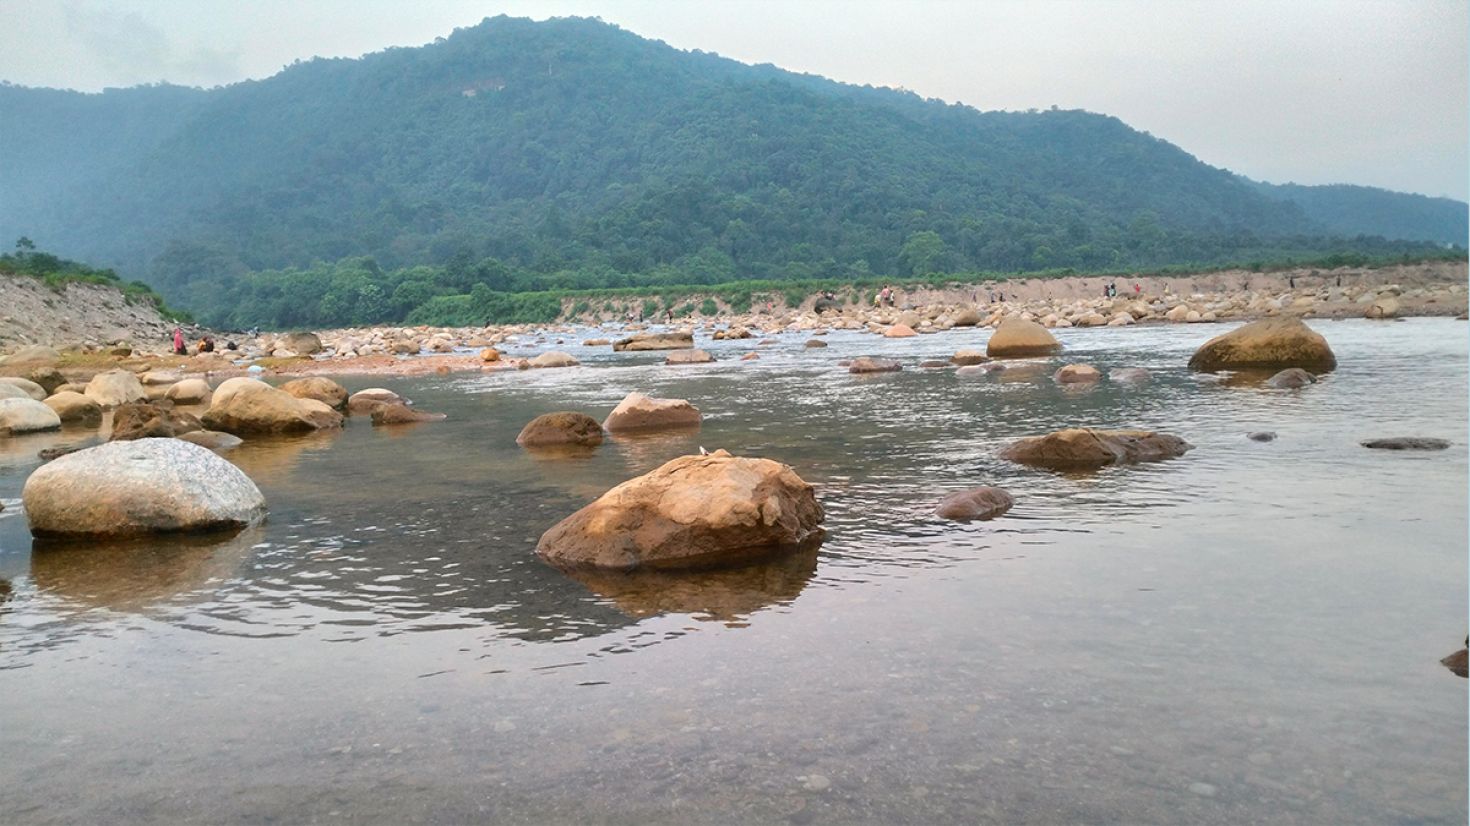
898 230 950 275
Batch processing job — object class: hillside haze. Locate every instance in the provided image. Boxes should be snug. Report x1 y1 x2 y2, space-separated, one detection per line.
0 15 1463 324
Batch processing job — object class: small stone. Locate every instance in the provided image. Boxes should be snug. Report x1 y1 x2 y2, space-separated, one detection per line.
1247 431 1277 442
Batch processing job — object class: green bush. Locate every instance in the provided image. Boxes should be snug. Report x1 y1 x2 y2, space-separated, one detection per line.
699 297 718 316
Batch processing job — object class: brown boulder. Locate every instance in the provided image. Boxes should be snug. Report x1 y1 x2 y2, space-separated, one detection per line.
110 401 204 441
665 349 714 365
613 331 694 352
279 331 323 355
935 487 1014 521
804 339 828 348
370 403 446 425
43 391 102 425
950 350 989 366
1001 428 1194 469
1187 317 1336 372
27 367 66 395
84 370 147 408
849 357 902 374
536 450 825 571
177 430 244 451
529 351 579 368
347 388 403 415
517 412 604 448
1360 437 1451 451
986 317 1062 358
202 377 341 434
480 347 501 362
1442 643 1468 678
884 324 917 338
603 392 702 433
281 377 349 409
1054 363 1102 384
164 378 212 404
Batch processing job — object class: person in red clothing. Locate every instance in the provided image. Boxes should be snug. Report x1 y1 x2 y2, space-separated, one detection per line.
172 327 187 355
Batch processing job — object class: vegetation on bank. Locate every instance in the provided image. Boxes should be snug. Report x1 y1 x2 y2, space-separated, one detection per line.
187 246 1464 330
0 239 189 321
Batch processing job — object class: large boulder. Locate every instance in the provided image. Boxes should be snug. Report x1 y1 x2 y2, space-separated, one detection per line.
347 388 403 415
43 391 102 425
22 438 266 538
612 331 694 351
0 398 63 435
27 367 66 395
279 331 323 355
281 376 348 409
884 324 917 338
849 357 902 374
84 370 147 408
1000 428 1194 469
1 344 61 371
202 377 342 434
529 351 579 369
1187 317 1336 372
0 377 46 400
517 412 604 448
109 401 204 441
1365 295 1400 320
935 487 1014 521
0 383 28 401
164 378 213 404
603 392 702 433
986 318 1062 358
536 450 825 571
951 308 984 327
665 349 714 365
370 403 446 425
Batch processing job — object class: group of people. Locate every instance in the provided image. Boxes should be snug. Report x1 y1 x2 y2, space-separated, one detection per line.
172 327 235 356
1101 282 1143 297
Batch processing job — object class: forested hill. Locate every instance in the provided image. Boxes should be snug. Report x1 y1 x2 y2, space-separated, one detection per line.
0 14 1463 322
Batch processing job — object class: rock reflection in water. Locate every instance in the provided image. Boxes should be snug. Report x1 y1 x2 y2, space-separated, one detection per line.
562 542 820 626
29 527 263 614
607 428 704 474
224 430 341 483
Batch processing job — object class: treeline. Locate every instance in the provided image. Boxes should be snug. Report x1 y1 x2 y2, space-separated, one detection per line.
1 239 187 320
187 245 1464 330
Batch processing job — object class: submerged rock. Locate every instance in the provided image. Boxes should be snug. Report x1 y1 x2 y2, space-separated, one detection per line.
603 392 702 433
849 357 902 374
1265 368 1316 389
281 376 349 410
804 339 828 349
1054 363 1102 384
986 318 1062 358
347 388 403 415
935 487 1014 521
22 438 266 538
1247 431 1278 442
529 351 579 368
1109 367 1151 385
665 349 714 365
370 403 447 425
109 401 203 441
950 350 989 366
177 430 244 451
1001 428 1194 469
1361 437 1451 451
1187 317 1336 372
517 412 604 447
536 450 824 571
613 331 694 352
0 398 62 435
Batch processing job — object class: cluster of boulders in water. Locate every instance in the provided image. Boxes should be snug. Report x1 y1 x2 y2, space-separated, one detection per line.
2 309 1461 674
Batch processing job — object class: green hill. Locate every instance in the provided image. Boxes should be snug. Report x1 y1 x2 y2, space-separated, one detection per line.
0 15 1462 327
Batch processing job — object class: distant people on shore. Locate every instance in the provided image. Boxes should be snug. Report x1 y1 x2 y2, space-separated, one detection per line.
172 327 186 355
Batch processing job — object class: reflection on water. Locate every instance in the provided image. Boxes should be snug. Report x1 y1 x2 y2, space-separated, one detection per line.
0 319 1464 824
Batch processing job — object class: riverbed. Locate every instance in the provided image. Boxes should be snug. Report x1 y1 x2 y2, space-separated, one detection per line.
0 319 1464 824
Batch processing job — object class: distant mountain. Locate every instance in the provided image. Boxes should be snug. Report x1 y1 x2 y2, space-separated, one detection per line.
0 15 1461 316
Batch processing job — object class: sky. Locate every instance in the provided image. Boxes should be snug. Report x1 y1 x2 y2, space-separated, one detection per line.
0 0 1465 200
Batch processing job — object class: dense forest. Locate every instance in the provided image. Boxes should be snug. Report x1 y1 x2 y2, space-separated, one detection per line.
0 16 1464 328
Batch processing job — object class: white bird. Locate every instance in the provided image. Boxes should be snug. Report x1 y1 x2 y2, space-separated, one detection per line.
699 446 709 455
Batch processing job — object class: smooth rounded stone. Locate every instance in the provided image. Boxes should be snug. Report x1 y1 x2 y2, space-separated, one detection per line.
950 350 989 366
0 377 46 400
109 401 203 441
370 403 447 425
536 450 824 571
1360 437 1451 451
1 344 61 369
177 430 244 451
0 398 63 435
804 339 828 349
951 308 984 327
613 331 694 352
1187 317 1336 372
164 378 212 404
1247 431 1278 442
281 376 348 409
44 391 102 425
849 357 902 374
1365 295 1400 319
280 331 323 355
22 438 266 538
27 367 66 395
665 349 714 365
884 324 917 338
139 370 181 386
529 351 579 368
0 383 29 401
1054 363 1102 384
935 487 1014 521
986 317 1062 358
603 392 702 433
480 347 501 362
1265 367 1317 389
1000 428 1194 469
1109 367 1151 384
516 412 604 447
347 388 403 415
84 370 147 408
202 377 341 434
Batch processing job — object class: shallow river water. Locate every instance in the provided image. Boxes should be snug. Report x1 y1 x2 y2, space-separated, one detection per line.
0 319 1465 824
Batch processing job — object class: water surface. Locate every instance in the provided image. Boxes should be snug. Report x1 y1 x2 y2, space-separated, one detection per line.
1 319 1464 824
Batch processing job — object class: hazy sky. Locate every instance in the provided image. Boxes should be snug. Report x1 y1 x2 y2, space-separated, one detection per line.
1 0 1465 200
